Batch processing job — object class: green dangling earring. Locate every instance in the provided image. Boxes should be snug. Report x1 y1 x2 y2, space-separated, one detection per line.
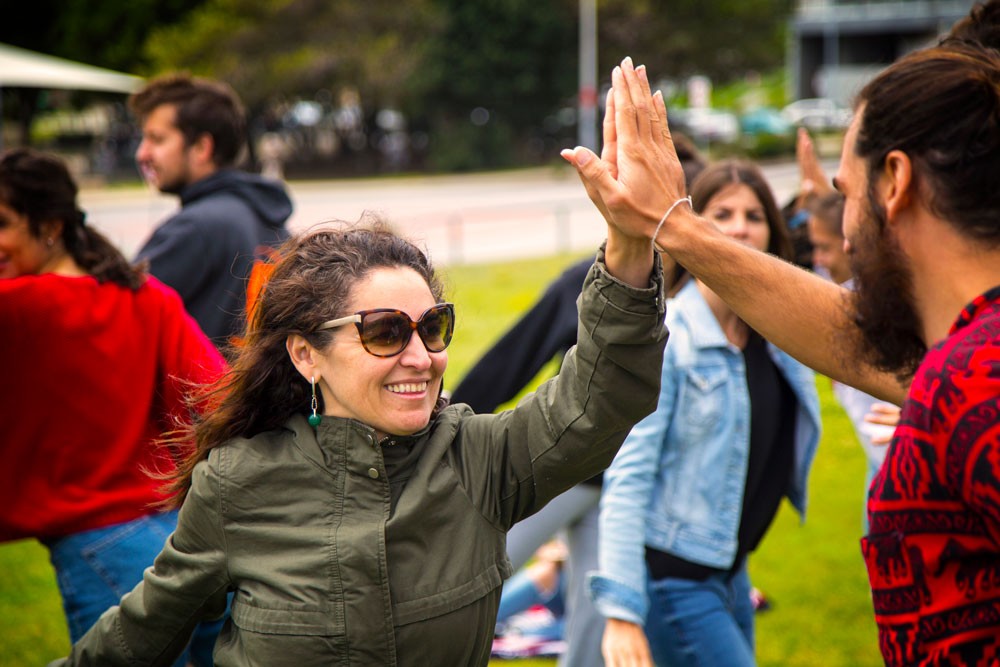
308 376 322 427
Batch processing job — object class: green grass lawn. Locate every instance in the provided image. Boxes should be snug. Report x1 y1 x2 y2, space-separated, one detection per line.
0 250 881 666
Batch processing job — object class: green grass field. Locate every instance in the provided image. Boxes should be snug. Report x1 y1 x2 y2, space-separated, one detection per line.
1 250 881 666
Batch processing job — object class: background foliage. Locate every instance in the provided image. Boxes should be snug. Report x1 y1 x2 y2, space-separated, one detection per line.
0 0 794 170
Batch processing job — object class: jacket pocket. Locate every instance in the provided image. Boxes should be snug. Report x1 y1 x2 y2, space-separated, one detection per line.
392 562 505 626
676 364 729 442
230 598 345 636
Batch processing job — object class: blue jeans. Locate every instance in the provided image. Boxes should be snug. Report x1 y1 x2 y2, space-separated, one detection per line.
497 568 566 639
645 563 755 667
46 511 228 667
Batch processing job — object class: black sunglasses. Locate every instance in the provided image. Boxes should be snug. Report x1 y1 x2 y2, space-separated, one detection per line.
318 303 455 357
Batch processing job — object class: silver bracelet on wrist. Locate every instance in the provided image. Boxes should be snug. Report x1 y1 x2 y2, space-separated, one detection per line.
652 195 692 252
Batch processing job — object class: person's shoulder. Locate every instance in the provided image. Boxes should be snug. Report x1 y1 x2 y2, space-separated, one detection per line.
204 421 296 472
187 171 288 209
0 276 135 346
133 274 188 310
0 273 56 299
431 403 475 442
438 401 474 422
931 303 1000 368
0 273 101 312
147 206 206 239
154 195 257 252
908 319 1000 424
563 256 594 279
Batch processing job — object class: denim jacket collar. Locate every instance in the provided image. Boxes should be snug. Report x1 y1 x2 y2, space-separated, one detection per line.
671 280 731 351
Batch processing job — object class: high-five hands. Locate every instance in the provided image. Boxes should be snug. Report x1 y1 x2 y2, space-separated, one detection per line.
561 57 689 250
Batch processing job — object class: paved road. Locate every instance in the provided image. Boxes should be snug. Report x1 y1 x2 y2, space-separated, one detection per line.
80 158 840 268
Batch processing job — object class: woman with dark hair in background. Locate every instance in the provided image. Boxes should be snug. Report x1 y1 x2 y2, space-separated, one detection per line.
0 147 227 666
590 160 822 667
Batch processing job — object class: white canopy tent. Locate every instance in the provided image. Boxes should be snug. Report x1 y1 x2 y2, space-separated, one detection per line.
0 43 144 148
0 43 143 92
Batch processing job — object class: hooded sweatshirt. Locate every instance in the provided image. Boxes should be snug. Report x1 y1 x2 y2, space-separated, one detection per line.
137 169 292 345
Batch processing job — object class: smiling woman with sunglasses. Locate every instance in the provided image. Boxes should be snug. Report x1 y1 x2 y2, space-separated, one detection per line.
54 185 669 664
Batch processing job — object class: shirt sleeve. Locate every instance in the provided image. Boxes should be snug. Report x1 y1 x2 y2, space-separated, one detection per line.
60 460 230 665
589 347 678 625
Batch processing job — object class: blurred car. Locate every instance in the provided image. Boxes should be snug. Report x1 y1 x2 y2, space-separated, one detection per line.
740 107 793 137
781 98 852 132
671 107 740 146
739 106 795 156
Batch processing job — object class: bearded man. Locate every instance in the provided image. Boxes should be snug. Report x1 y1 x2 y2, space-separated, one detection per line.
561 25 1000 667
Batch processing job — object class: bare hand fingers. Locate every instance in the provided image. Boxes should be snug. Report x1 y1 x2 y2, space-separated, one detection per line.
620 58 653 143
612 64 637 146
602 88 619 180
636 64 661 146
862 403 901 445
652 90 678 162
796 127 812 160
797 127 835 196
561 147 615 221
866 402 902 425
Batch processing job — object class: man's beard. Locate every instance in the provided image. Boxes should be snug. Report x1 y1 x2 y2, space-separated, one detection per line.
846 193 927 382
156 173 186 196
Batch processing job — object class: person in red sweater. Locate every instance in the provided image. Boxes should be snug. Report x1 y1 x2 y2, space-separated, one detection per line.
0 148 227 666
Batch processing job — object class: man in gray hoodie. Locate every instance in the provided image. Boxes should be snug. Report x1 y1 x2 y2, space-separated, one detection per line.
129 74 292 347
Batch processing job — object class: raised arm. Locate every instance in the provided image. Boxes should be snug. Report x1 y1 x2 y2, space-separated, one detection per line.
563 58 907 405
796 127 836 201
562 61 685 289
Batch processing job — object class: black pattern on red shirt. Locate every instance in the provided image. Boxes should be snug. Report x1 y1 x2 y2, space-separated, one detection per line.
863 286 1000 667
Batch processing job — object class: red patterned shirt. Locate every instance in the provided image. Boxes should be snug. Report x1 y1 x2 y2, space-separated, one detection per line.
864 285 1000 666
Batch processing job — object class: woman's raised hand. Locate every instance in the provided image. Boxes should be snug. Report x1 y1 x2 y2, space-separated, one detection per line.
561 57 688 248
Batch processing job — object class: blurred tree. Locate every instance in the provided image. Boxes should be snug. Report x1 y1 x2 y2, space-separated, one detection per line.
141 0 446 172
410 0 578 170
142 0 578 172
0 0 206 146
600 0 793 88
0 0 205 72
1 0 794 165
143 0 443 112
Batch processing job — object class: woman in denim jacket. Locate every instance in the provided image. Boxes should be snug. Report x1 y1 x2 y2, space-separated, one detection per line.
590 160 822 667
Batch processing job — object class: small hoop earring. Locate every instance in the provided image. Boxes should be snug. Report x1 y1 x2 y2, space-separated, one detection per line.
308 376 321 427
45 237 55 247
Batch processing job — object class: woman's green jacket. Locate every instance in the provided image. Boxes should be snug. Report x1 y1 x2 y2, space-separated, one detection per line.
55 250 668 666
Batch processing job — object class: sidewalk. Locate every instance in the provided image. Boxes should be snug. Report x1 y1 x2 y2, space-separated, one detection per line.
79 160 835 267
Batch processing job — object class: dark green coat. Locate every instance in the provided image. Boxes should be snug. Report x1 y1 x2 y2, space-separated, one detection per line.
56 251 668 666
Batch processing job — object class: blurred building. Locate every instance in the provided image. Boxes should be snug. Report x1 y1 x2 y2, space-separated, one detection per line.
789 0 976 104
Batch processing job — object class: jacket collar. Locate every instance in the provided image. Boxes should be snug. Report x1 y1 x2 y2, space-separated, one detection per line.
671 280 731 350
287 413 429 453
